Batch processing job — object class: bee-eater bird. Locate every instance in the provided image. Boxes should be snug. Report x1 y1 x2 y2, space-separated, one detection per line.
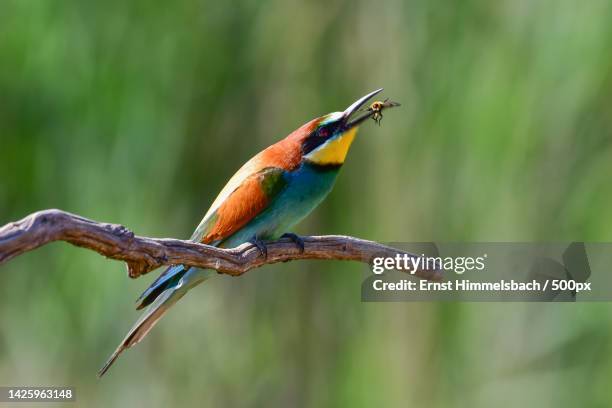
99 88 397 376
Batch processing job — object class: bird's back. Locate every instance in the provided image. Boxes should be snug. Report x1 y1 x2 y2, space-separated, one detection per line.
191 118 320 244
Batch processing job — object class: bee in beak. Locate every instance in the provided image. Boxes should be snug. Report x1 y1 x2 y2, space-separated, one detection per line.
362 98 401 126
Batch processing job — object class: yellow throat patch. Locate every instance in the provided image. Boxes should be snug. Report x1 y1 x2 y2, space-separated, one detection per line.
304 127 358 166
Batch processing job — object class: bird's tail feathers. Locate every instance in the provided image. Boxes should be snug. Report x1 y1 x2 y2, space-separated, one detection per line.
98 268 212 377
136 264 188 310
98 284 184 377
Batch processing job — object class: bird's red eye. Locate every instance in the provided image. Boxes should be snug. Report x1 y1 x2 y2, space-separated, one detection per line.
318 128 329 138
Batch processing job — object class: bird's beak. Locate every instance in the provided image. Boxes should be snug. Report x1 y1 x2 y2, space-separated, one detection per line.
342 88 384 129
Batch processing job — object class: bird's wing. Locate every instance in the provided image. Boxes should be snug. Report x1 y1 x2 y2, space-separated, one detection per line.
135 165 288 309
140 156 295 306
190 166 288 244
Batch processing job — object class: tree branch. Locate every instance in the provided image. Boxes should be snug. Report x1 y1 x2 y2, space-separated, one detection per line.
0 209 442 281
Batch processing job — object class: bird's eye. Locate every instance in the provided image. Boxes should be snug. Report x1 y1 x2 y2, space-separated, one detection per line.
318 128 329 138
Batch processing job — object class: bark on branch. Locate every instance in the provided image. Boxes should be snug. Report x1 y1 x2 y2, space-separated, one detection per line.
0 209 442 281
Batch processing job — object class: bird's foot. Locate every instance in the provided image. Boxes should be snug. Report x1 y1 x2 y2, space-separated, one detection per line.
281 232 305 253
249 236 268 259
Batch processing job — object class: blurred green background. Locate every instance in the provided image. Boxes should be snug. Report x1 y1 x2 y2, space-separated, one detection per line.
2 0 612 406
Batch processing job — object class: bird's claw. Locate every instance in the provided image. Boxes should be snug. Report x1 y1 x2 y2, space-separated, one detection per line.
281 232 305 253
249 236 268 259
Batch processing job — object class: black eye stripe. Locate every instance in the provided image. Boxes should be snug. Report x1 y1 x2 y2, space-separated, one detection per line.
302 125 334 155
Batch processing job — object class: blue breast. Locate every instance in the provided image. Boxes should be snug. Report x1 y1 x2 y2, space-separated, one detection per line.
221 162 341 247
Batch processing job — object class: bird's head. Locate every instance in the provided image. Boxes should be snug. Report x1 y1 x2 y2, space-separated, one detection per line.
299 88 393 166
